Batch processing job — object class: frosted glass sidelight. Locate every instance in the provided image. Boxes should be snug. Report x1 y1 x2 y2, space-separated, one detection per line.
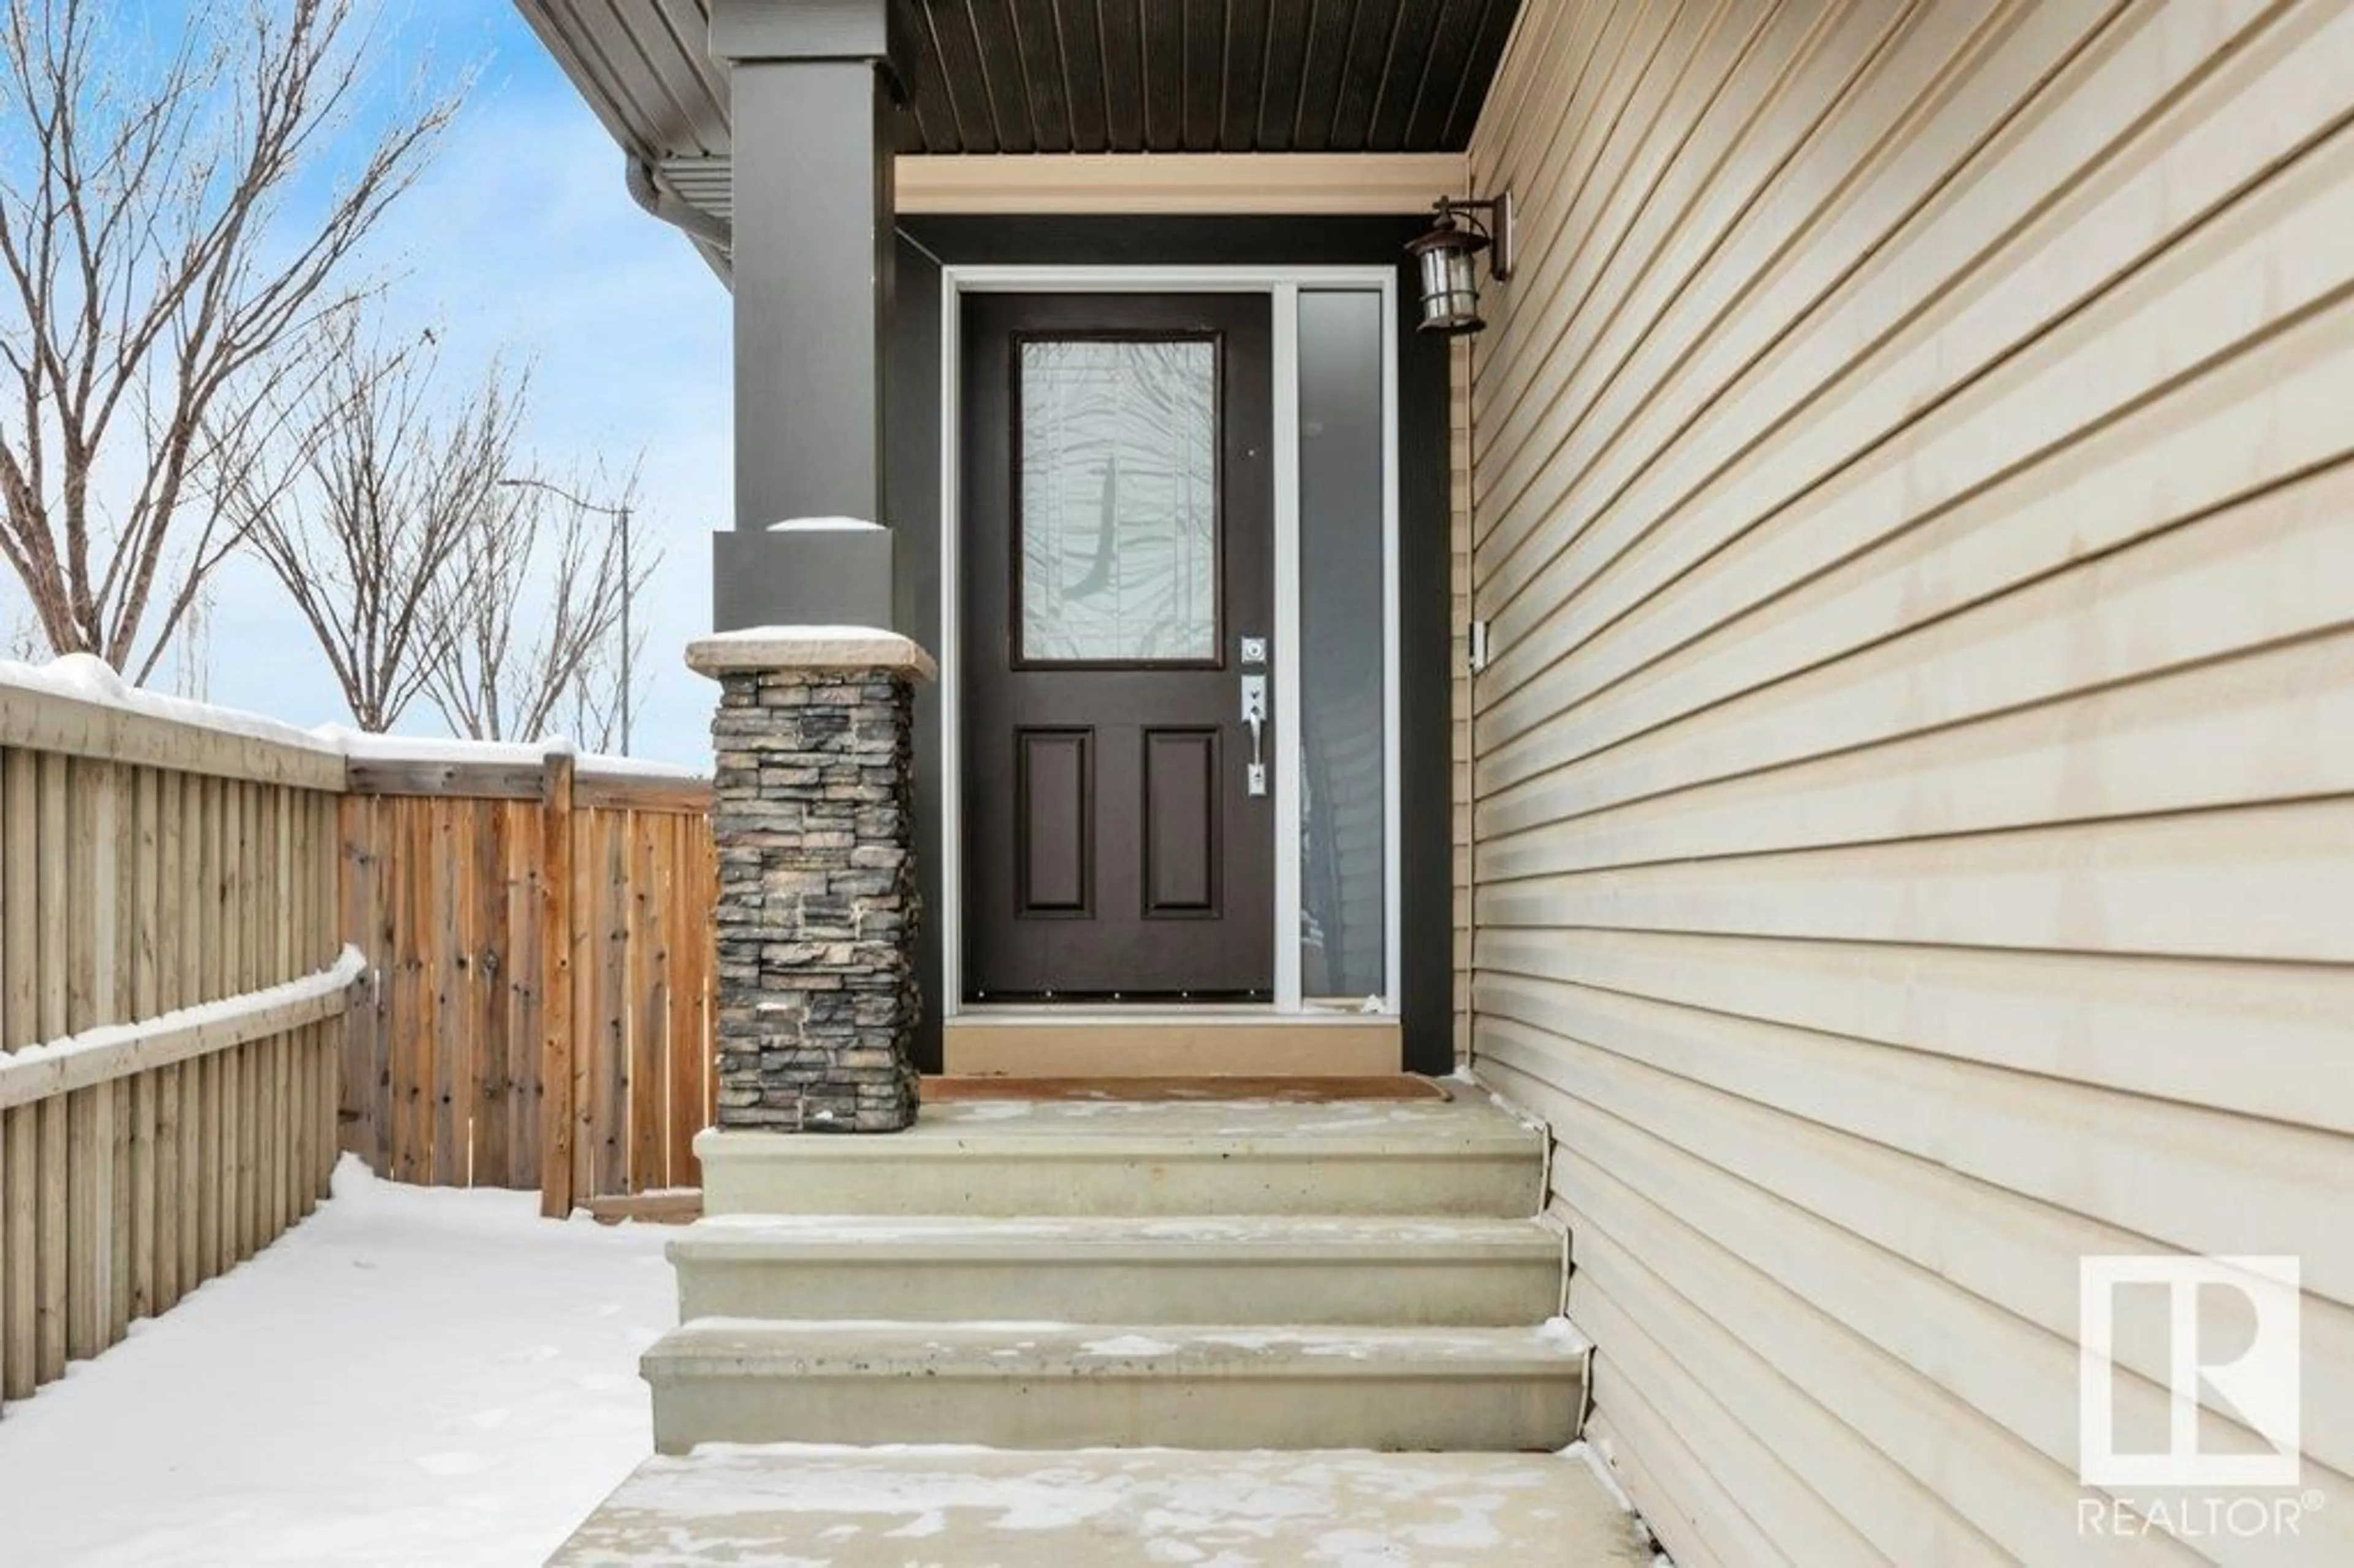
1017 337 1219 663
1297 291 1388 1002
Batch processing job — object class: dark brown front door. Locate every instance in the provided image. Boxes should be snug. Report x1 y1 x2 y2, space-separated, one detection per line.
962 293 1274 1002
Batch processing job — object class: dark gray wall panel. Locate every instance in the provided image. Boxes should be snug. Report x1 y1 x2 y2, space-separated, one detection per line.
888 235 945 1071
891 216 1455 1073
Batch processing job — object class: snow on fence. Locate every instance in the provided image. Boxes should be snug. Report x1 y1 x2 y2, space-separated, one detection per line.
0 666 351 1415
337 749 715 1217
0 659 718 1414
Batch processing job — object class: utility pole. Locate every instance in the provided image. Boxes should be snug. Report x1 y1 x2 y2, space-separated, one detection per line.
495 476 635 753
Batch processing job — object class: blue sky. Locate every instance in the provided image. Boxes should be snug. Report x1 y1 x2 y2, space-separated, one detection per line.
47 1 734 766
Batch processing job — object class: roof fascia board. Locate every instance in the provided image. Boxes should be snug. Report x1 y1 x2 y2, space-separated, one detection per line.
894 153 1471 216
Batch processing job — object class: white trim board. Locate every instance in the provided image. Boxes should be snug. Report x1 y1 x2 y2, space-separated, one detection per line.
1271 282 1303 1013
935 263 1403 1022
948 1009 1396 1027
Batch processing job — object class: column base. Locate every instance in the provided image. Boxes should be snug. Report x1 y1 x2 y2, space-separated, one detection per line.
693 627 935 1134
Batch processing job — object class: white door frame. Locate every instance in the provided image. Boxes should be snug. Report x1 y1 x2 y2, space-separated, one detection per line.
937 263 1401 1021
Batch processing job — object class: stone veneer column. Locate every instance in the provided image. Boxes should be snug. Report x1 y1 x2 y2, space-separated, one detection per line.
688 628 936 1133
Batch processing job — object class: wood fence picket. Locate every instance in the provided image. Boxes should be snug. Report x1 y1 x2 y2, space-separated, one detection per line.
335 761 716 1217
0 689 347 1417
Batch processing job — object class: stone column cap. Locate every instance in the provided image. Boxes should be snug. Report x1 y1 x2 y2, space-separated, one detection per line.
687 625 937 682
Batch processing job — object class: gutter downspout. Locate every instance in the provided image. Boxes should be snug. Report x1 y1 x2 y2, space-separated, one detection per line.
627 157 733 284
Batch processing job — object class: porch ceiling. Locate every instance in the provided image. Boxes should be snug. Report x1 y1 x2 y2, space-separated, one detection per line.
517 1 1522 221
894 0 1522 154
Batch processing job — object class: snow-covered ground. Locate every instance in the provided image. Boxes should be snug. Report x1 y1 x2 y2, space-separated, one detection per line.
0 1159 676 1567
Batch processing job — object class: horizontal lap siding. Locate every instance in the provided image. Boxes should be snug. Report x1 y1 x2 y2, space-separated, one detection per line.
1464 1 2354 1562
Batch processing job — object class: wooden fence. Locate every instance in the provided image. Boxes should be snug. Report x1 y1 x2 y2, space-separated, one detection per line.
0 680 348 1415
0 671 716 1412
338 752 716 1217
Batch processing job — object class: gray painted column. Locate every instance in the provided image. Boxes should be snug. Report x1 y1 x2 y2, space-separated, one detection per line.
694 5 933 1137
690 630 935 1133
707 0 901 630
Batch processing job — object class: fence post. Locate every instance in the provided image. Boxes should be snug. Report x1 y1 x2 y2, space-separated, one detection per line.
537 749 576 1218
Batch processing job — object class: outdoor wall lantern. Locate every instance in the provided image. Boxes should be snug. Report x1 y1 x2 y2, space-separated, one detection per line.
1407 193 1515 334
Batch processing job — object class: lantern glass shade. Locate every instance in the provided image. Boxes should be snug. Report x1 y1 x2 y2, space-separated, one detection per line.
1407 220 1490 334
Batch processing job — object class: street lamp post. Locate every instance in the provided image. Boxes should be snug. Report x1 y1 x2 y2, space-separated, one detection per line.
495 476 635 755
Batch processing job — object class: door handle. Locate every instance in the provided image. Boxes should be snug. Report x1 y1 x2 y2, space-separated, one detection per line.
1240 674 1268 797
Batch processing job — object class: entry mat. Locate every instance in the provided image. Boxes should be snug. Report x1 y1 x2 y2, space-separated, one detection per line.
923 1075 1452 1103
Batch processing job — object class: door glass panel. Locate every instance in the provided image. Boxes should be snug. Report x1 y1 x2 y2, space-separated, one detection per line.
1297 291 1388 1003
1017 337 1219 663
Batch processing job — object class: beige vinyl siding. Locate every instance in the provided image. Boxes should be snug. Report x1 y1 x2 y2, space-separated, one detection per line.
1463 0 2354 1562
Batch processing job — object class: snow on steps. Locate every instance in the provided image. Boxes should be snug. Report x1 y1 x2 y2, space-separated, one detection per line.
644 1320 1590 1455
551 1445 1660 1566
670 1212 1563 1326
647 1094 1582 1459
695 1097 1546 1217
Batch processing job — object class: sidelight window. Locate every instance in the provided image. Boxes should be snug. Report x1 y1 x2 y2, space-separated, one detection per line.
1295 290 1390 1005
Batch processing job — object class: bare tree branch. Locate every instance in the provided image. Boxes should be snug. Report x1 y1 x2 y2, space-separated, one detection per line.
421 464 657 750
0 0 459 676
223 312 522 731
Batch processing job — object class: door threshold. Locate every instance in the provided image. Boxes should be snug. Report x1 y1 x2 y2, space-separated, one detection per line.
926 1075 1449 1103
940 1013 1401 1078
950 1006 1385 1026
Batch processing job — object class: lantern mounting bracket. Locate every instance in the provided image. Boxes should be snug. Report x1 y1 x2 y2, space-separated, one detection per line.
1433 192 1514 281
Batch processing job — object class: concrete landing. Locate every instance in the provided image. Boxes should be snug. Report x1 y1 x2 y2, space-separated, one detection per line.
548 1447 1655 1567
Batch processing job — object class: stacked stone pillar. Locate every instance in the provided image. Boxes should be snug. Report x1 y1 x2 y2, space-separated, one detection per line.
689 630 935 1133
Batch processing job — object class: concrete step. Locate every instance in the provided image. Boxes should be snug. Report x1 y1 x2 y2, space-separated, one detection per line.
554 1447 1657 1566
697 1098 1545 1218
671 1214 1564 1325
644 1320 1587 1454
